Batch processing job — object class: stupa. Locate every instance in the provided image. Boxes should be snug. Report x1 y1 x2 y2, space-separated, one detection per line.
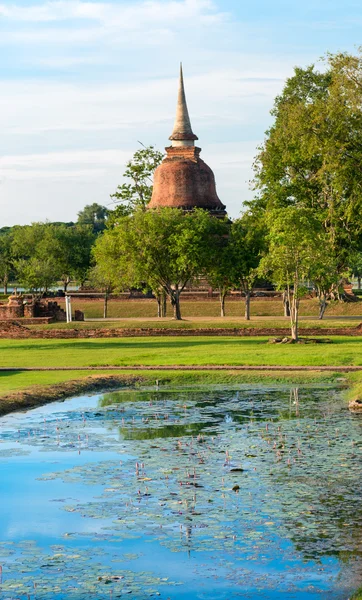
148 65 227 216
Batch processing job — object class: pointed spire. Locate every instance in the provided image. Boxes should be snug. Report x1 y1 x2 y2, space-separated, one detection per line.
169 63 198 146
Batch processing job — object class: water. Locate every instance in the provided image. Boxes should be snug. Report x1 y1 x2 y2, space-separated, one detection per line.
0 385 361 599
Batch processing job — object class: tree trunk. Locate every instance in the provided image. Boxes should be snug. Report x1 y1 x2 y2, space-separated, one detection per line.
318 296 327 320
170 288 182 320
289 286 299 341
3 275 8 295
358 276 361 290
220 290 226 317
283 290 290 317
156 294 162 318
63 277 70 292
104 292 108 319
161 291 167 317
244 290 251 320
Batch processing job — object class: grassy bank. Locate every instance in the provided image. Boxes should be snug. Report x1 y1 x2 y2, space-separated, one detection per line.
0 334 361 415
1 336 362 368
0 369 349 417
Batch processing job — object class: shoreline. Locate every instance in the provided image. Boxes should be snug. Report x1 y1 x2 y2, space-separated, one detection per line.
0 368 361 418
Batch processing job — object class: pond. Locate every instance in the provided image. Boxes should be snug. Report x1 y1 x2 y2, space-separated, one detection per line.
0 385 361 599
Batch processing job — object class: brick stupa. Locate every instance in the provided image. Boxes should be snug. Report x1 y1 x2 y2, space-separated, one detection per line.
148 65 227 216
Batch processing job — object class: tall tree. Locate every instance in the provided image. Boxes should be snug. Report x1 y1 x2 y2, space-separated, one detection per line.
230 213 265 320
109 146 163 221
77 203 108 234
11 222 95 292
349 251 362 290
259 207 327 341
0 230 14 294
252 50 362 277
202 220 232 317
53 224 95 291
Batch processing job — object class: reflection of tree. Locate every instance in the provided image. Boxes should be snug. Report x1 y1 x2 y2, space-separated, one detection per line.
119 422 207 440
267 388 362 565
100 385 362 577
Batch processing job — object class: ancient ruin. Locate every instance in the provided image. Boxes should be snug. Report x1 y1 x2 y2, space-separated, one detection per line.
0 294 66 322
148 65 227 216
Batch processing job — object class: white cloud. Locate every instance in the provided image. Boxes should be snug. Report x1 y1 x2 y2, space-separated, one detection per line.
0 149 130 180
0 67 286 138
0 0 227 48
0 0 223 24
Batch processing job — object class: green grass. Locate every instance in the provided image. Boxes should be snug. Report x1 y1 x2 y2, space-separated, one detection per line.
1 336 362 368
0 368 344 396
1 335 361 404
52 297 362 319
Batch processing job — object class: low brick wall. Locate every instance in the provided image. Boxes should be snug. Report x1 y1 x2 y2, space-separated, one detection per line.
0 317 53 326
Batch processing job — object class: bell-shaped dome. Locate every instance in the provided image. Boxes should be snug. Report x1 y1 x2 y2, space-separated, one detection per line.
148 146 226 215
148 65 227 217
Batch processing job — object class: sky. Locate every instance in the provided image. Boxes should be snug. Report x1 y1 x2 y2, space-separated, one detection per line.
1 0 362 225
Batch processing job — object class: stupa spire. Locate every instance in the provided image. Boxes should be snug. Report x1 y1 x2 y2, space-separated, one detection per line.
169 63 198 147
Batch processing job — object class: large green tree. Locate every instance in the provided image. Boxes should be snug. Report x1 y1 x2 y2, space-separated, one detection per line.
77 203 108 234
259 207 334 340
0 229 15 294
230 213 265 320
11 222 95 292
253 50 362 277
94 208 227 320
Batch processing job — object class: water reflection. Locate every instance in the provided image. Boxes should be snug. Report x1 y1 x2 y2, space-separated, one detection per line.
0 385 361 599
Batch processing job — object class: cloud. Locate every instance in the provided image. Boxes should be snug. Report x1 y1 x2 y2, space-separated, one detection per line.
0 149 130 180
0 0 227 49
0 0 222 24
0 66 286 141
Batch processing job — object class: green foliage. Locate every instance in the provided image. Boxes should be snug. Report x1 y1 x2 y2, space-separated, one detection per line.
0 230 15 292
253 50 362 268
95 208 228 319
259 207 332 338
206 213 265 317
11 222 95 291
77 203 108 234
349 251 362 288
109 146 163 221
15 257 58 293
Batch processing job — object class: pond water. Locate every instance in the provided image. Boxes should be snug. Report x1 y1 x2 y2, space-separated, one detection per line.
0 385 361 599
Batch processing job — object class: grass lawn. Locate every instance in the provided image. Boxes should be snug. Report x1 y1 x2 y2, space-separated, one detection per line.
1 336 362 368
52 297 362 320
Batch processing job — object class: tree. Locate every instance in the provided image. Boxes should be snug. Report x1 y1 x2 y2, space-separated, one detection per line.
95 208 224 320
15 257 58 294
53 225 95 291
230 213 265 320
206 236 234 317
0 230 14 294
77 203 108 234
349 251 362 290
310 249 344 319
252 50 362 279
11 222 95 292
259 207 325 341
109 146 163 221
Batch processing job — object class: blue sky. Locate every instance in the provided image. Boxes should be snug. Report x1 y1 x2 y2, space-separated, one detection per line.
1 0 362 225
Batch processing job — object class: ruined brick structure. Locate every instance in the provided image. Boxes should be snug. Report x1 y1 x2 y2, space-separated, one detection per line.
148 65 227 216
0 295 66 321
